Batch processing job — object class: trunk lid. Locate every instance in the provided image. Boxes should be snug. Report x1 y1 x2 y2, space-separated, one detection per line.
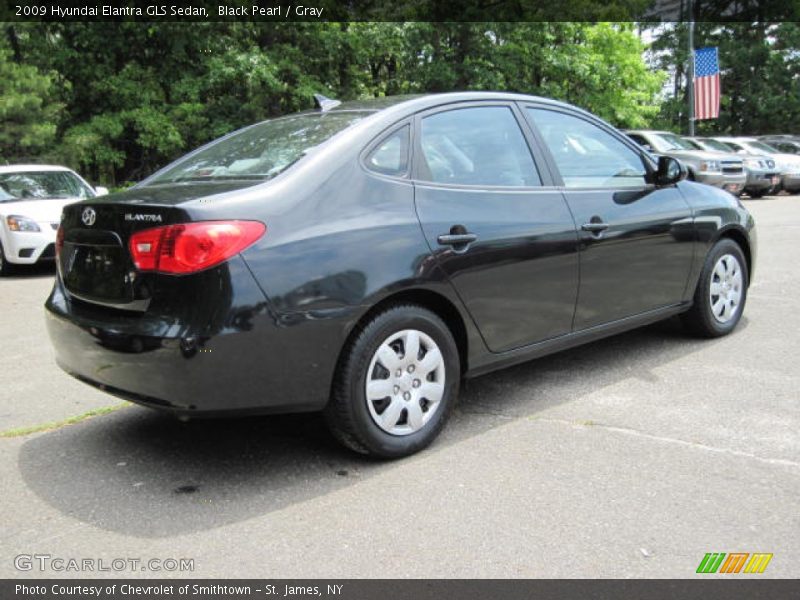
57 181 256 309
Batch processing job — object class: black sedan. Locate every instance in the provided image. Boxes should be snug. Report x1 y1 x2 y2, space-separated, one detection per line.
46 92 756 458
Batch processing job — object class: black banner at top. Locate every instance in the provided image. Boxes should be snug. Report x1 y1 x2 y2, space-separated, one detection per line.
1 0 799 22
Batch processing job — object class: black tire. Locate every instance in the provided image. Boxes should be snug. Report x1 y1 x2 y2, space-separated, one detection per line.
747 189 765 199
324 304 461 458
681 238 748 338
0 242 13 276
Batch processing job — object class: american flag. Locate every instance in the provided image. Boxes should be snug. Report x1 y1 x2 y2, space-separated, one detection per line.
694 47 720 120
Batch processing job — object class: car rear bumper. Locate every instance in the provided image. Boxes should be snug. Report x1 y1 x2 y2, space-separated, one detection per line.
44 256 344 416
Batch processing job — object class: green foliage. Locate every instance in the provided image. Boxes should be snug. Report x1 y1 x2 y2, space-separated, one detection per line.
3 22 666 183
0 44 62 162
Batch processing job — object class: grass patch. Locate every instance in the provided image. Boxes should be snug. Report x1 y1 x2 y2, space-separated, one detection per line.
0 404 127 438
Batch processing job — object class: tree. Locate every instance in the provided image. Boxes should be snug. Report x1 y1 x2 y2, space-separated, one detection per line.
650 21 800 135
3 21 667 182
0 43 62 163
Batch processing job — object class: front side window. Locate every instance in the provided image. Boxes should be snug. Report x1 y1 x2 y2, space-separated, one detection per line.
146 112 369 185
0 171 94 201
419 106 541 187
528 109 646 188
366 125 409 176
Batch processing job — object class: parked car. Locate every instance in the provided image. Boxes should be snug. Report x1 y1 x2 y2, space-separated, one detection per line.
758 135 800 155
0 165 107 275
625 130 746 195
712 137 800 193
685 137 779 198
45 93 756 458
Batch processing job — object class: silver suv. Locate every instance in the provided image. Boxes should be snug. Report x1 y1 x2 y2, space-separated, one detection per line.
626 130 746 194
713 137 800 194
687 137 779 198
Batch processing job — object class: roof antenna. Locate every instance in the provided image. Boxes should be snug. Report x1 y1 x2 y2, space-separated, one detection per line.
313 94 341 112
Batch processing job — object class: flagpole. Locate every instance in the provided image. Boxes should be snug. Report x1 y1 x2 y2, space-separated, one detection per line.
688 0 695 135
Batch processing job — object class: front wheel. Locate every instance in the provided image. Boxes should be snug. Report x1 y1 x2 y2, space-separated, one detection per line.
324 304 460 458
0 242 14 276
681 239 748 337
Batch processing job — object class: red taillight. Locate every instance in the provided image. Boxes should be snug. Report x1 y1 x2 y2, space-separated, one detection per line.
129 220 266 274
55 225 64 258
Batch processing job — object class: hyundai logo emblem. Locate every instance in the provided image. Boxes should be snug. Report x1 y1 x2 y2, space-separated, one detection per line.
81 207 96 227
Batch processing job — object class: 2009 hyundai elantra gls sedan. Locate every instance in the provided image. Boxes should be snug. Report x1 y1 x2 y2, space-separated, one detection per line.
46 92 756 458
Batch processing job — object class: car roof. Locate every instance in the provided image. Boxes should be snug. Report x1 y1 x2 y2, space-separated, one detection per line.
307 91 590 119
624 130 674 135
0 164 74 174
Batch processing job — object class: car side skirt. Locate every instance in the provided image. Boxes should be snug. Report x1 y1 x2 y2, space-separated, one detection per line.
465 302 692 379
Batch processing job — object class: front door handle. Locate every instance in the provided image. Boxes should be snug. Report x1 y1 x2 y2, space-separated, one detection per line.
581 222 609 233
437 233 478 246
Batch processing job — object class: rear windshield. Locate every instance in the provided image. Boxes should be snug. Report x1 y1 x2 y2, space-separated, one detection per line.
0 171 94 202
145 112 369 185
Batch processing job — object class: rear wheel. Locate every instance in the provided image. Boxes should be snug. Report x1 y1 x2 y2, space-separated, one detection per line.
681 238 748 337
324 304 460 458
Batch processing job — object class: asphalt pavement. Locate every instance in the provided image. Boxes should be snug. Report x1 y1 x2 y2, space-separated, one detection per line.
1 195 798 578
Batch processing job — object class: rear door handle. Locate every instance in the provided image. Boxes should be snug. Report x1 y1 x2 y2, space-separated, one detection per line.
437 233 478 246
581 222 609 233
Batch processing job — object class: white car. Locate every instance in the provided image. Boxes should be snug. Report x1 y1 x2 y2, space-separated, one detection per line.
0 165 107 275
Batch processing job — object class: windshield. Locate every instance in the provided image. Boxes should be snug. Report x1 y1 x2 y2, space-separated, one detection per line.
698 139 734 152
745 140 779 153
146 112 370 185
0 171 94 202
656 133 697 151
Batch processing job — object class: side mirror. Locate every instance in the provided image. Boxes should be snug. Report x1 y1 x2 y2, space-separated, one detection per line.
643 144 654 153
94 186 109 196
655 155 686 186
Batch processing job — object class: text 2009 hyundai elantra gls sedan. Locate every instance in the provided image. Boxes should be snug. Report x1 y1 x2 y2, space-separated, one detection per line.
46 92 755 457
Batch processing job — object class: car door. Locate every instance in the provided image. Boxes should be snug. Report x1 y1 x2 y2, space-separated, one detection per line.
413 102 579 353
522 105 695 330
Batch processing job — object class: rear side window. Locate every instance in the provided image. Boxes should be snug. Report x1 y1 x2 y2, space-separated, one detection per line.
419 106 541 187
366 126 409 176
627 133 649 147
528 108 646 188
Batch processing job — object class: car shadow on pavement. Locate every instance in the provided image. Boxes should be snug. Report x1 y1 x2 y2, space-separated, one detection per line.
1 263 56 280
17 316 748 538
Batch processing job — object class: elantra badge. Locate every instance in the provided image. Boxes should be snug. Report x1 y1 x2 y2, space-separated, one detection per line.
81 207 96 227
125 213 163 223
